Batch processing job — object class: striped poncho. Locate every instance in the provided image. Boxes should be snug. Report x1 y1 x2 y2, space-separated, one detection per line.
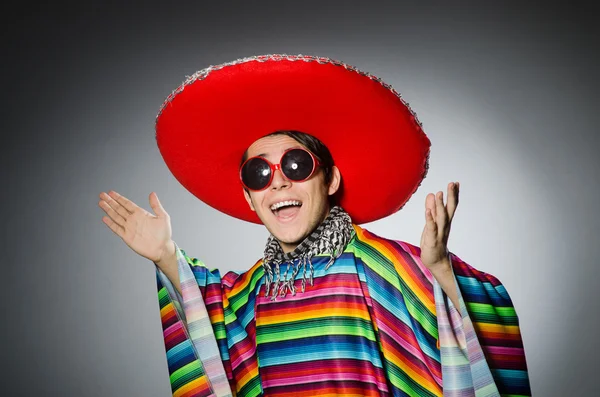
155 225 530 396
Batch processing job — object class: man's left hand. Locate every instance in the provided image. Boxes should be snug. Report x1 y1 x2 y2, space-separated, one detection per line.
420 181 460 271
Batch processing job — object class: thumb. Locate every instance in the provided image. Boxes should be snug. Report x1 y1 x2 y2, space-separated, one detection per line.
149 192 168 217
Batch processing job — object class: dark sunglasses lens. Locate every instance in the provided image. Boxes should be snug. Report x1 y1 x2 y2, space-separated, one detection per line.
282 149 315 181
241 158 271 190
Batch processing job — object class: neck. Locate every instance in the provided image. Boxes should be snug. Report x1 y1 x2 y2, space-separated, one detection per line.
261 205 355 299
279 241 298 254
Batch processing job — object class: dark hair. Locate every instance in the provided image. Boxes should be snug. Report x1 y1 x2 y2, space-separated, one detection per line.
240 130 338 204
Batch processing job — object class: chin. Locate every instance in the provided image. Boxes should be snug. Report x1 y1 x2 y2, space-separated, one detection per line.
274 228 309 245
266 220 306 241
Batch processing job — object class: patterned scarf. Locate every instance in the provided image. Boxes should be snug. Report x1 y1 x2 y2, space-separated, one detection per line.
262 206 355 300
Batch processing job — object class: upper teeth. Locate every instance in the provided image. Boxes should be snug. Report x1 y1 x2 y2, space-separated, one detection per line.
271 200 301 211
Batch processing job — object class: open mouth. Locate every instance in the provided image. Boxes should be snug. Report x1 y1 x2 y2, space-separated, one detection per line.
270 200 303 219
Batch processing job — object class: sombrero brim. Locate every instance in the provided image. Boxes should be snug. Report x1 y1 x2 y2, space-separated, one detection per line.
155 54 430 224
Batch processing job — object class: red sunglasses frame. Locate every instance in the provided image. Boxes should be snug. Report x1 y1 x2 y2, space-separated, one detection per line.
239 148 321 192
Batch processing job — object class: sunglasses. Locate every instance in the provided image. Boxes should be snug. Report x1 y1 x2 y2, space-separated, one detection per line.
240 148 321 191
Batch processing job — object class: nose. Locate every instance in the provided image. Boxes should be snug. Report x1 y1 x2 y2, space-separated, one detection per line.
270 168 291 190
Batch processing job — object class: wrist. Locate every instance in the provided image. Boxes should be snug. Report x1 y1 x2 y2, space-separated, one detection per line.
156 240 176 268
428 256 451 275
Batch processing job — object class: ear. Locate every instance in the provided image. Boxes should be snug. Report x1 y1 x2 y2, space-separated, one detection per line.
243 188 256 211
327 165 341 196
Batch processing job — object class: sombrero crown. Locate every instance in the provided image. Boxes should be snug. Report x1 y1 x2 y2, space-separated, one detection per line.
156 54 430 224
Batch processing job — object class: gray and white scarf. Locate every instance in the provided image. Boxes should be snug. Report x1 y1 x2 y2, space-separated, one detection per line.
262 206 355 300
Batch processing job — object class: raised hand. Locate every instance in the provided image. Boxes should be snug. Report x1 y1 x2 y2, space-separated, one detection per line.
419 181 460 270
98 191 174 264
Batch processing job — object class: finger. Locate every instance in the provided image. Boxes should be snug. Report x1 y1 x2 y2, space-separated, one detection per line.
425 208 438 237
149 192 168 217
101 215 125 239
108 191 137 214
101 192 131 220
98 199 126 227
447 181 459 221
435 191 447 235
425 193 436 219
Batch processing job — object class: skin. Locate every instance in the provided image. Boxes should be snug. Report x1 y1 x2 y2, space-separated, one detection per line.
242 135 341 253
420 182 461 309
98 135 461 306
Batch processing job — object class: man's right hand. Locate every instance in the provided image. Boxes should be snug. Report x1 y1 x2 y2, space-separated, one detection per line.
98 191 175 268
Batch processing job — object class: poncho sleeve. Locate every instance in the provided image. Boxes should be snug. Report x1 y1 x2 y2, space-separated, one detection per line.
155 242 234 397
351 224 531 397
432 252 531 397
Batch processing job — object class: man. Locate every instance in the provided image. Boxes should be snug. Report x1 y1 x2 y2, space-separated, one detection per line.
99 55 530 396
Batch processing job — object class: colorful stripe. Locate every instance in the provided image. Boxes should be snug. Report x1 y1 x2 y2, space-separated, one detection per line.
155 224 530 396
156 278 216 396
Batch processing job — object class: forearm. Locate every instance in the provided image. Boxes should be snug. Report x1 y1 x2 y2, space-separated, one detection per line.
154 240 182 295
429 257 460 310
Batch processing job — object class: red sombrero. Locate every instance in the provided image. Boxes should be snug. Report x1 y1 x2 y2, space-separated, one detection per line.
155 54 430 224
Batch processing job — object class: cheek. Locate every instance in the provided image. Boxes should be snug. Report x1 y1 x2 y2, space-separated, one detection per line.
308 180 329 205
247 192 264 212
253 193 266 209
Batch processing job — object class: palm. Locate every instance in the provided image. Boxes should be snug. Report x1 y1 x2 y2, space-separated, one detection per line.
99 191 172 263
420 218 445 265
124 207 171 261
419 182 459 269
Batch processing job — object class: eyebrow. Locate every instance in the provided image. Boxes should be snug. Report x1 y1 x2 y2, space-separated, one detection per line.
255 146 302 158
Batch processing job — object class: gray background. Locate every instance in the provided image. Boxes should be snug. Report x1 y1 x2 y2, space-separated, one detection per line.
3 1 598 396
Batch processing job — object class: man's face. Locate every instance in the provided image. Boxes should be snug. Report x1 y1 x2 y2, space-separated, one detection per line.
243 134 340 253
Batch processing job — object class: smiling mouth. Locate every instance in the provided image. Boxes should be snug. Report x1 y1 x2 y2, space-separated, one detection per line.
270 200 303 219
